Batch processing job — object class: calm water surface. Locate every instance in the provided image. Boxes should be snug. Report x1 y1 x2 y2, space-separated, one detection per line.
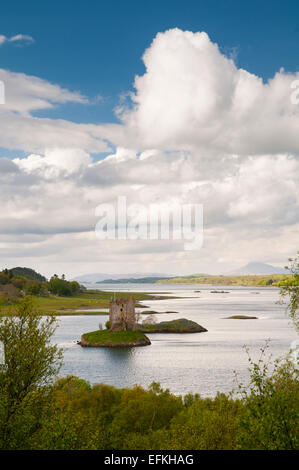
53 284 297 397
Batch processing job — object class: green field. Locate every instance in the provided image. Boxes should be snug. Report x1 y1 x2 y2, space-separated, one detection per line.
158 274 290 286
0 290 157 316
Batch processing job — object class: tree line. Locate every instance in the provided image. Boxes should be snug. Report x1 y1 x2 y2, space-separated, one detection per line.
0 268 84 304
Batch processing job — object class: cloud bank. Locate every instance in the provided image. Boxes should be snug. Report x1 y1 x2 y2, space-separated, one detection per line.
0 28 298 277
120 29 299 156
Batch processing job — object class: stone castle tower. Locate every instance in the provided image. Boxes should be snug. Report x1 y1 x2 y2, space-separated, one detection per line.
109 296 136 331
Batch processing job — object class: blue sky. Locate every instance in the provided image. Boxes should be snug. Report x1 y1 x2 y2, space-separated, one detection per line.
1 0 298 125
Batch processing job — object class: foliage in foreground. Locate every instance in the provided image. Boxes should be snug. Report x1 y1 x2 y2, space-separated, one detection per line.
0 357 297 450
279 252 299 333
236 346 298 450
0 298 63 449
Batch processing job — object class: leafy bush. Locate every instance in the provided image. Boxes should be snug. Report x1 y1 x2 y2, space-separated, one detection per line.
279 252 299 332
0 298 62 449
236 347 298 449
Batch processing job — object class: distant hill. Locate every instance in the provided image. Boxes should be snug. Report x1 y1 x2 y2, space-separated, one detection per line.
73 273 170 283
228 262 289 275
7 267 47 282
97 277 172 284
158 273 289 286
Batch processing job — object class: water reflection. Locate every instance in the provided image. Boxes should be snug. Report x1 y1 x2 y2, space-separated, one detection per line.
101 346 136 363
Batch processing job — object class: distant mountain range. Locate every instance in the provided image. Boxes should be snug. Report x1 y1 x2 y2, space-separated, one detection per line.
96 276 172 284
73 272 170 283
73 262 289 284
227 262 289 275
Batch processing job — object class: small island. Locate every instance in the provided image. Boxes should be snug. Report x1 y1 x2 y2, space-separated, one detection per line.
80 329 151 347
139 309 178 315
223 315 258 319
80 298 207 347
138 318 208 333
80 297 152 347
210 290 230 293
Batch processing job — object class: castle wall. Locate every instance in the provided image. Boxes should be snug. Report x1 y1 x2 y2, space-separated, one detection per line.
109 297 136 331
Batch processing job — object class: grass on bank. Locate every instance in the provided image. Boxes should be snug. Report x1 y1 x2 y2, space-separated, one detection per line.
82 329 148 345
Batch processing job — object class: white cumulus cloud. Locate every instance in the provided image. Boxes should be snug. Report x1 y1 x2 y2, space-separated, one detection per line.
14 148 92 176
0 28 298 276
120 28 299 156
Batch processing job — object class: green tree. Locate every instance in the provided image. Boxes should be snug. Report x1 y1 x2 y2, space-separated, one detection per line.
107 383 183 449
0 297 63 449
48 276 81 297
26 282 42 296
279 252 299 332
236 254 299 450
70 281 81 294
155 393 242 450
236 346 298 450
48 276 72 296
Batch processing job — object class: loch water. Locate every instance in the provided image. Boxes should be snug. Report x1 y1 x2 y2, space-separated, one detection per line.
53 284 297 397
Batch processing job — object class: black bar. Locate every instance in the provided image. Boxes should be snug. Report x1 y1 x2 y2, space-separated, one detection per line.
0 450 297 466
